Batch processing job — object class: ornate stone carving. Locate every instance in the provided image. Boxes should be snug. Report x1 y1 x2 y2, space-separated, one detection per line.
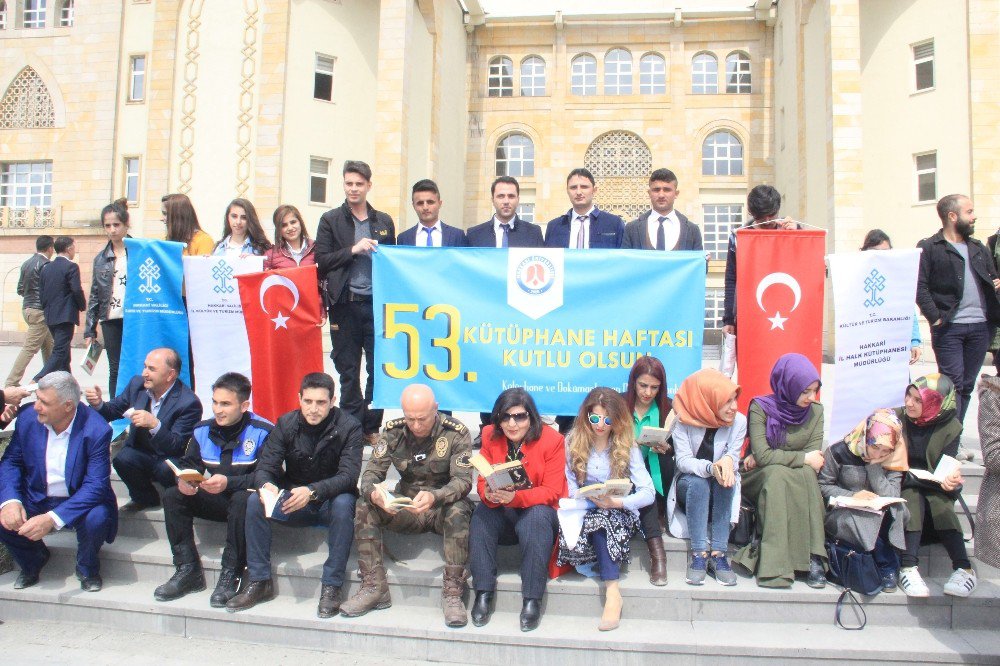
235 0 259 196
0 67 56 129
584 131 652 220
177 0 204 194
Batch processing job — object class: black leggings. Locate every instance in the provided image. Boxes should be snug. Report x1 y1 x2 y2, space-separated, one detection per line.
901 529 970 570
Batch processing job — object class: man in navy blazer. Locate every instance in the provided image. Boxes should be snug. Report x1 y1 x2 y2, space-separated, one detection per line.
398 180 468 247
622 169 703 251
33 236 86 381
0 371 116 591
466 177 544 248
544 168 625 249
85 347 202 510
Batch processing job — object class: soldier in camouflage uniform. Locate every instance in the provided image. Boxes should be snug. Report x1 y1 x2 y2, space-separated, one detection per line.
340 384 474 627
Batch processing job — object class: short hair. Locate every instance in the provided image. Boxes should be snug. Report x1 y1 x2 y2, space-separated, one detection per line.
271 204 311 247
937 194 967 224
212 372 252 403
489 387 542 444
300 372 336 399
411 179 440 198
36 235 54 252
648 168 678 186
860 229 892 251
566 168 595 186
746 185 782 221
491 176 520 196
53 236 75 254
343 160 372 182
38 371 81 405
153 347 182 373
101 198 130 228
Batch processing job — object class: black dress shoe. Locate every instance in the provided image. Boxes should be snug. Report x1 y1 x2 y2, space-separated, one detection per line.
14 548 50 589
120 501 157 513
155 563 206 602
76 570 103 592
470 591 495 627
317 584 342 618
519 598 541 632
226 579 274 613
209 568 240 608
806 555 827 589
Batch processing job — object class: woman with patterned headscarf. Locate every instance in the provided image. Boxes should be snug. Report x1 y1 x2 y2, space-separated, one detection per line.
819 408 910 592
894 374 976 598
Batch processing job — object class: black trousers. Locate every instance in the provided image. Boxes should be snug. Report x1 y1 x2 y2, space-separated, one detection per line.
34 322 74 380
100 318 124 397
113 445 175 506
330 300 383 434
162 486 251 570
468 503 557 600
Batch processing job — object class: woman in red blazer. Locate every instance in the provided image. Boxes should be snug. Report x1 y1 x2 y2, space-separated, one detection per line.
469 388 567 632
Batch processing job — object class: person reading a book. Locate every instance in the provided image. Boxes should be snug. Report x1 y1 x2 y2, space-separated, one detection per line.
340 384 474 627
666 369 745 587
894 374 977 597
468 388 567 632
153 372 273 608
622 356 673 586
227 372 363 617
818 408 909 593
557 387 654 631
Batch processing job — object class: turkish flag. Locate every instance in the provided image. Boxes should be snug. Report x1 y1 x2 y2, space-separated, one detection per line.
735 229 826 413
237 265 325 422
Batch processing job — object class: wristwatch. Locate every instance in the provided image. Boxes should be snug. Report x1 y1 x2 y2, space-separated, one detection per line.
309 488 319 502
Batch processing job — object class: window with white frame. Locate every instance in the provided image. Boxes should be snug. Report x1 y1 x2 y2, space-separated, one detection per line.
0 1 8 29
915 152 937 203
495 133 534 177
571 54 597 96
691 52 718 94
702 131 743 176
0 161 53 208
59 0 72 26
705 287 725 330
487 56 514 97
913 41 934 92
702 204 743 260
604 49 633 95
725 51 751 93
124 157 140 204
23 0 46 28
639 53 666 94
314 54 334 101
520 56 546 97
128 55 146 102
516 203 535 224
309 157 330 204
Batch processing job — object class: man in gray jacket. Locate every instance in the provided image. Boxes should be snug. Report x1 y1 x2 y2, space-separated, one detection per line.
5 236 54 387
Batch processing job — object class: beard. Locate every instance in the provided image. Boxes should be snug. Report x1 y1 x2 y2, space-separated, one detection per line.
956 218 975 239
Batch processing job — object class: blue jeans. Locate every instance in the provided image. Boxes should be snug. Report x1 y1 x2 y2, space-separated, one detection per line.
930 321 992 425
0 497 113 578
590 529 619 581
676 473 735 553
244 491 357 587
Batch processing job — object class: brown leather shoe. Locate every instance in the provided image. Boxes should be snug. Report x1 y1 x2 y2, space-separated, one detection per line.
340 563 390 617
225 579 274 613
647 536 668 586
317 584 342 618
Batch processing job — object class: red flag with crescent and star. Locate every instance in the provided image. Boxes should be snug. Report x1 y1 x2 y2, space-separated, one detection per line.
236 265 325 422
734 228 826 414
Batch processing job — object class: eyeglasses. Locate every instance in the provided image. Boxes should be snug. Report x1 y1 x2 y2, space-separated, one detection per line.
588 413 613 426
501 411 530 424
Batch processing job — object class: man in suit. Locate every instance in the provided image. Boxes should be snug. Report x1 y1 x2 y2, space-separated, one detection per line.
0 371 117 591
6 235 54 387
544 168 624 249
33 236 86 381
398 180 468 247
85 347 202 510
622 169 703 251
466 177 544 248
314 160 396 444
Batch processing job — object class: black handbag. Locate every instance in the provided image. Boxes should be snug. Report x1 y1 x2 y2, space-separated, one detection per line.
825 539 883 630
729 498 757 547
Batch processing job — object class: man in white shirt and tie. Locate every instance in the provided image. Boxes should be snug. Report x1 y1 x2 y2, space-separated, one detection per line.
622 168 703 251
397 180 468 247
543 168 625 249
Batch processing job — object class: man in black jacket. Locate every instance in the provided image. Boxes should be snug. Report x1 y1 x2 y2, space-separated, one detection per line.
33 236 86 380
6 235 54 387
313 160 395 444
227 373 363 618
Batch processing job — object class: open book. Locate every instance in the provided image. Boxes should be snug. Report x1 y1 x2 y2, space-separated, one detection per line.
258 486 292 522
577 478 632 499
376 482 414 508
469 453 533 491
908 454 961 485
828 495 906 514
79 340 104 376
165 459 211 485
637 412 677 447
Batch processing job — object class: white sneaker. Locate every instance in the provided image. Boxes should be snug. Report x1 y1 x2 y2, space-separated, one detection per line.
943 568 977 597
899 567 930 597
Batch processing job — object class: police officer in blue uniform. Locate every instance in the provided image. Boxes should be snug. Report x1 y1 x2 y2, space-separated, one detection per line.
153 372 272 607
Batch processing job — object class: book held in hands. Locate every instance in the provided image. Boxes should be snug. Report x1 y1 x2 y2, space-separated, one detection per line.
469 453 533 491
828 495 906 514
165 459 211 485
908 454 962 485
637 412 677 447
376 482 414 508
577 478 632 499
259 486 292 521
79 340 104 376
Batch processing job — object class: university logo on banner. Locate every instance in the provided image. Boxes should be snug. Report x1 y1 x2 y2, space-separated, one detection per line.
507 249 564 319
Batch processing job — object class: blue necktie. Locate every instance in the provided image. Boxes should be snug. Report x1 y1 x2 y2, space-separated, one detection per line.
423 227 434 247
656 215 667 251
500 223 511 248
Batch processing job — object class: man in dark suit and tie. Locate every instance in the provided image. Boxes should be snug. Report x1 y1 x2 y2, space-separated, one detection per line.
466 177 544 248
398 180 468 247
0 371 117 591
85 347 202 510
622 169 703 251
33 236 86 381
544 168 625 249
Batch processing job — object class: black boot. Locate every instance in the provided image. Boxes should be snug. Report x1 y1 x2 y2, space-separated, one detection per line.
154 562 206 602
226 579 275 613
519 598 542 632
210 568 241 608
806 555 827 589
470 591 495 627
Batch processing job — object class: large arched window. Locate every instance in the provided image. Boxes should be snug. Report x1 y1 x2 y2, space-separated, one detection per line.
691 52 718 94
604 48 632 95
702 131 744 176
495 133 534 177
520 56 546 97
725 51 751 93
584 131 653 220
639 53 666 94
571 54 597 96
487 56 513 97
0 67 56 129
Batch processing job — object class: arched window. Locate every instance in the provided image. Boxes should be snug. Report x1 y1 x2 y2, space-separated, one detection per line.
584 131 653 220
571 54 597 96
702 131 743 176
726 51 751 93
604 48 632 95
0 1 8 30
0 67 56 129
487 56 513 97
691 52 718 94
495 133 534 177
520 56 546 97
639 53 666 94
59 0 74 27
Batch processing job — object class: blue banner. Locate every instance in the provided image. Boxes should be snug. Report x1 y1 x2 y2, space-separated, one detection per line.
120 238 191 389
373 247 705 414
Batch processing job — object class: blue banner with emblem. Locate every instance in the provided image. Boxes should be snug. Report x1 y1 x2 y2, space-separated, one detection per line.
372 247 705 414
120 238 191 390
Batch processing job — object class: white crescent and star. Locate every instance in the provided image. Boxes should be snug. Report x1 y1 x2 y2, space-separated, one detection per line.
756 272 802 330
259 274 300 330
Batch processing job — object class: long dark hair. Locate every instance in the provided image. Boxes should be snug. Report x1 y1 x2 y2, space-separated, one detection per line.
489 387 543 444
271 204 311 249
860 229 892 251
162 193 203 245
624 355 672 426
223 198 271 253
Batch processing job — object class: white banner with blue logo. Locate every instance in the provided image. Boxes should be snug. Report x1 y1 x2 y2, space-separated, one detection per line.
120 238 191 389
372 247 705 414
184 255 264 417
829 249 922 440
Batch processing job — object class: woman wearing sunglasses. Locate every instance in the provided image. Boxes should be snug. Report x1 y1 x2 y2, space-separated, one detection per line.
468 388 568 632
557 387 653 631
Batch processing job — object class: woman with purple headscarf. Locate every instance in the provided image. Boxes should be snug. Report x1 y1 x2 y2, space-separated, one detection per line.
732 353 827 588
